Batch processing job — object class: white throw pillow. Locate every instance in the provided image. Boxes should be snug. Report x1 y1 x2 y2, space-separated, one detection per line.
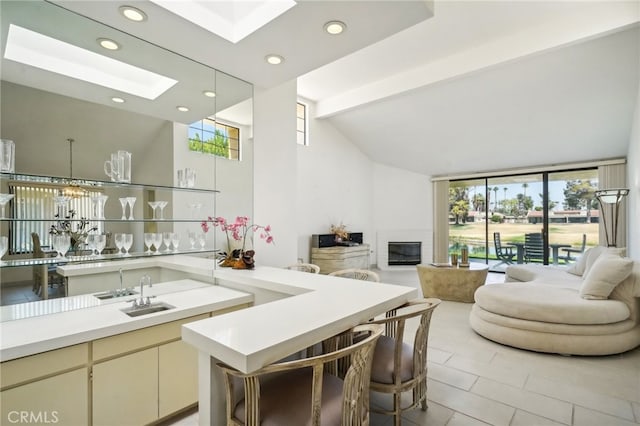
566 247 600 276
579 254 633 300
583 247 626 277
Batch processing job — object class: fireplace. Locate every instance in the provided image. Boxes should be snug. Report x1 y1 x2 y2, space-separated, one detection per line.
388 242 421 266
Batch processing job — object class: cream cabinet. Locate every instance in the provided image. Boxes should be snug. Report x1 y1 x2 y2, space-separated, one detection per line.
158 340 199 418
93 348 159 426
91 313 208 425
0 344 89 425
1 304 250 425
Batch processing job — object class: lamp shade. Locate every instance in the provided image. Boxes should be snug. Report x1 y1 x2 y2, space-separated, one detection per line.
594 188 629 204
594 188 629 247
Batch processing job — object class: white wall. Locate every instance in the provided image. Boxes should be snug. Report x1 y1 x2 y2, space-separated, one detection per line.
627 84 640 260
372 163 433 267
253 81 298 267
296 99 374 263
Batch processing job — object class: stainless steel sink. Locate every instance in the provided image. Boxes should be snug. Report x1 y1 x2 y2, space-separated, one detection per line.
94 289 138 300
121 302 175 317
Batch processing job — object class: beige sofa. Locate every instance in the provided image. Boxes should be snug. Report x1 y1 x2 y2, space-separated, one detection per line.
469 247 640 355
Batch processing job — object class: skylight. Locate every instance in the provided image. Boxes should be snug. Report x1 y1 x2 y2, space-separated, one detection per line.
3 24 177 100
149 0 297 43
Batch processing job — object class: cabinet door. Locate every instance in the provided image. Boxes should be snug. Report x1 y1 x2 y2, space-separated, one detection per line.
0 368 88 425
92 348 158 426
158 340 198 418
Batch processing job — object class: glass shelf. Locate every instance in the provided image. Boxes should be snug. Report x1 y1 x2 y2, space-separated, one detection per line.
0 218 207 223
0 248 220 268
0 172 219 194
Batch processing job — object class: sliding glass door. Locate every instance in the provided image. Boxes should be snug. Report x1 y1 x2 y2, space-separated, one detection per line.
448 168 598 272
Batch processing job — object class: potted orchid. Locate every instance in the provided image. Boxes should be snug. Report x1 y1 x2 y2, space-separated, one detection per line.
201 216 273 269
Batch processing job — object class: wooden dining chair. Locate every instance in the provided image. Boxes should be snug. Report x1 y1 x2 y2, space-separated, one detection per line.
218 323 384 426
31 232 65 297
285 263 321 273
368 298 441 426
329 268 380 282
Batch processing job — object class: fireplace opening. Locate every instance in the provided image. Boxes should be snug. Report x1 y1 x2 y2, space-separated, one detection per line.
388 242 421 266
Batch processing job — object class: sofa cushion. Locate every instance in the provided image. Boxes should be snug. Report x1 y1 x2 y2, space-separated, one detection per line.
566 246 601 276
506 264 582 287
580 255 634 300
474 283 630 325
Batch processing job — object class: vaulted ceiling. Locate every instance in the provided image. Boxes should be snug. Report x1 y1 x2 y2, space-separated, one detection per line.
297 1 640 176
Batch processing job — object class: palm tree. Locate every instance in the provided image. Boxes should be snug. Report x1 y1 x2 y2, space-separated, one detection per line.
492 187 499 211
503 187 508 209
522 183 529 199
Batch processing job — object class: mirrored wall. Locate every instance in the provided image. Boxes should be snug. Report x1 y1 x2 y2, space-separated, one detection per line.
0 0 253 311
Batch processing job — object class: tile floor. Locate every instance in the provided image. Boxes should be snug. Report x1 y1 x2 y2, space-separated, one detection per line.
146 269 640 425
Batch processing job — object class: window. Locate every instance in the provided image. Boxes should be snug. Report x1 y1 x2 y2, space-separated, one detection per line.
447 168 599 272
188 117 240 160
9 183 104 254
296 102 308 145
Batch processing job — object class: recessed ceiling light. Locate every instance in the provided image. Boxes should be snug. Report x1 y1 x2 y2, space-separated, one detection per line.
119 5 148 22
4 24 177 100
111 97 125 103
324 21 346 35
203 90 216 98
265 54 284 65
97 38 120 50
177 106 189 112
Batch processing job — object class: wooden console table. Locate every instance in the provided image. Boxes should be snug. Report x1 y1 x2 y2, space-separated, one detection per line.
311 244 370 274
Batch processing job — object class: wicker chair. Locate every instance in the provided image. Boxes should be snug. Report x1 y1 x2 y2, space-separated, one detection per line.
218 323 384 426
286 263 321 274
328 268 380 282
368 298 441 426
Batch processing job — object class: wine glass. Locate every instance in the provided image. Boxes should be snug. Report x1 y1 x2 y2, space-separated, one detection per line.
114 233 124 255
153 233 163 253
0 236 8 261
122 233 133 255
144 232 154 254
162 232 172 252
197 232 206 250
56 234 70 258
0 193 15 219
94 234 106 256
119 198 128 220
171 232 180 252
188 231 196 249
157 201 168 220
148 201 161 220
86 234 97 256
126 197 136 220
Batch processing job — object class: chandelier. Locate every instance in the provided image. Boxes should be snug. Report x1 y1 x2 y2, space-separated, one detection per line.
62 138 87 198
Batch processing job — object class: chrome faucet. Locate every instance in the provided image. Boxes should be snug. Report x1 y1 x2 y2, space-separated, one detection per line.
131 274 154 308
119 268 124 295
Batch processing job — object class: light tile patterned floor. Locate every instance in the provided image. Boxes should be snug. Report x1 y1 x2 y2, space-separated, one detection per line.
164 269 640 426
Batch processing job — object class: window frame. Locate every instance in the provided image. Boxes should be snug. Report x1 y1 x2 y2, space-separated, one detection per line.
188 117 241 160
296 101 309 146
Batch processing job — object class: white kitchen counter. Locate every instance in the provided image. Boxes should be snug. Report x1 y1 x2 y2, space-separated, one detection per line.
181 264 418 426
0 279 253 361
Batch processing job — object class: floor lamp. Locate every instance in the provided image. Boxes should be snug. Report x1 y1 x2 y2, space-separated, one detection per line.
594 188 629 247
